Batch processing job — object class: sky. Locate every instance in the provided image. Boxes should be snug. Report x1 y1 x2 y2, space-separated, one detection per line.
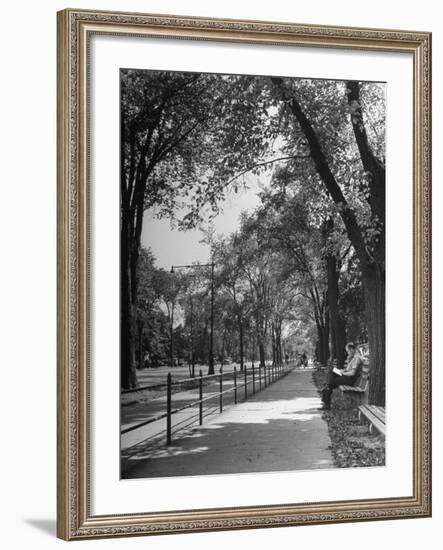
141 175 267 269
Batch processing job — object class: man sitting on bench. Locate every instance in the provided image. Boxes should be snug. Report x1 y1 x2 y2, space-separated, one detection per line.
320 343 363 410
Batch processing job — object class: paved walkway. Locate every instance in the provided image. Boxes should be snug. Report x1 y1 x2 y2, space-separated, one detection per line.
121 369 262 451
122 369 333 478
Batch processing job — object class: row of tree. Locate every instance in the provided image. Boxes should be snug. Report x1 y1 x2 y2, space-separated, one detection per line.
135 245 305 374
121 70 385 405
134 176 367 378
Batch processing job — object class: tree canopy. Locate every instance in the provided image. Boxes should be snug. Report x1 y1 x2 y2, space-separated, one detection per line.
121 69 386 405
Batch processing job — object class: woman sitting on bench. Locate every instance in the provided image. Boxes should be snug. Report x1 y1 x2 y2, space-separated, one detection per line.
320 343 363 410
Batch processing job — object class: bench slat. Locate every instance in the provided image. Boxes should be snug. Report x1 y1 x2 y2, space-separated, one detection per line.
359 405 386 435
372 407 386 422
359 407 378 423
369 405 385 419
339 385 365 393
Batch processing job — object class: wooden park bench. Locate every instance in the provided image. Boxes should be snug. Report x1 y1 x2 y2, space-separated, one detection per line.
358 404 386 436
337 360 370 407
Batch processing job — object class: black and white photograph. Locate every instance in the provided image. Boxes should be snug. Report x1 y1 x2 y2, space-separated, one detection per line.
120 69 386 479
1 0 437 545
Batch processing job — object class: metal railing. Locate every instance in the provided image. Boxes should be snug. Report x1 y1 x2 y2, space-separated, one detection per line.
121 361 296 446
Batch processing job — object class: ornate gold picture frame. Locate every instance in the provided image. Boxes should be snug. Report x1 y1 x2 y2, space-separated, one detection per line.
57 8 431 540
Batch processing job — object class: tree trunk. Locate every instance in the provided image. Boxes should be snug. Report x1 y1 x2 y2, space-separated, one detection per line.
271 77 386 407
327 254 347 368
238 317 244 372
271 324 276 365
316 321 329 366
330 315 336 359
276 321 283 365
221 325 227 367
138 321 143 369
324 309 330 363
258 339 266 368
363 263 385 406
120 221 137 389
311 288 329 366
336 317 346 369
169 303 175 368
316 325 325 365
201 322 208 365
347 80 385 406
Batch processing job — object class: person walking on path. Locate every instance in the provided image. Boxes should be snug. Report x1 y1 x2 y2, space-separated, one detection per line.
320 342 363 410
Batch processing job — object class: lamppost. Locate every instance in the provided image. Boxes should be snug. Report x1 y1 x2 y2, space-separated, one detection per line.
170 261 216 375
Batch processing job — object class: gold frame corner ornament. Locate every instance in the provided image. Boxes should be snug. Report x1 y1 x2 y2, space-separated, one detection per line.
57 8 431 541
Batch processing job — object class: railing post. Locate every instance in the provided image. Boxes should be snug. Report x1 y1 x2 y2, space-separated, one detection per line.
252 364 256 394
259 364 262 391
234 366 237 404
244 365 248 400
219 367 223 413
199 369 203 425
166 372 172 445
268 364 271 385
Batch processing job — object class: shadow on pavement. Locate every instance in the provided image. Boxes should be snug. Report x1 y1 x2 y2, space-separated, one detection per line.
122 392 331 478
